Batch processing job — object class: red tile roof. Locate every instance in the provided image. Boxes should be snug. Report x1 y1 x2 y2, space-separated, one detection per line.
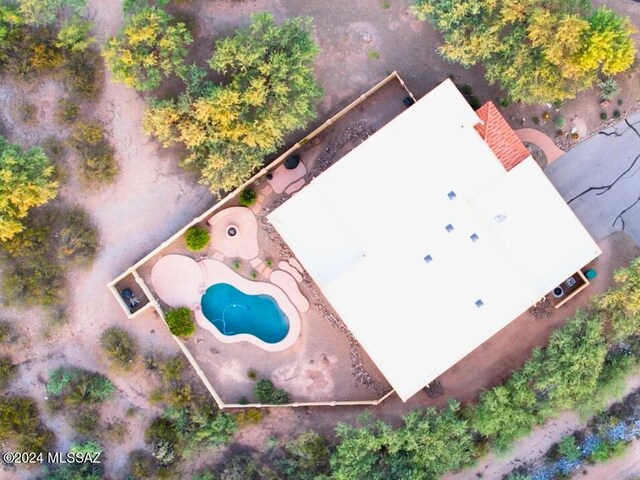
474 102 530 171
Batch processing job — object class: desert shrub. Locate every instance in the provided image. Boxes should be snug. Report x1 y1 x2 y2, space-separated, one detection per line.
41 441 104 480
57 206 98 264
332 405 474 479
159 355 186 385
71 408 100 435
127 449 158 479
0 356 17 388
596 257 640 342
101 326 138 369
148 388 164 404
247 368 258 380
61 48 103 99
55 98 80 124
239 188 257 207
613 110 621 119
236 408 263 427
1 257 65 306
103 419 128 442
600 112 608 121
41 136 66 164
167 382 193 408
0 396 56 452
164 307 195 337
185 225 210 251
70 121 117 183
46 367 115 410
557 435 581 462
17 101 38 124
0 320 16 343
265 258 273 267
553 116 566 129
204 455 265 480
254 379 289 404
282 431 331 479
590 439 628 462
146 392 236 464
143 351 160 371
599 77 620 101
232 260 241 270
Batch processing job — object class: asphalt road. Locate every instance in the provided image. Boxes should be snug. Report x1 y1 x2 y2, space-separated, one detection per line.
546 112 640 245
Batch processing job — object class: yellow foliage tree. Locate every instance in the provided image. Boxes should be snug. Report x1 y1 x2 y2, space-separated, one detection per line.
0 136 58 242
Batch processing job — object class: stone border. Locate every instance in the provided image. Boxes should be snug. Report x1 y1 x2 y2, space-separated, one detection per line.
107 71 414 409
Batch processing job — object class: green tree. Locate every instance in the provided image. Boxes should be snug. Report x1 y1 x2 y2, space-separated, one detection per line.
596 257 640 341
0 396 56 452
532 310 607 411
0 136 58 242
56 16 94 52
411 0 636 104
46 367 115 410
282 431 331 479
332 405 474 480
143 13 321 192
17 0 86 27
103 6 192 91
470 371 539 450
101 327 138 369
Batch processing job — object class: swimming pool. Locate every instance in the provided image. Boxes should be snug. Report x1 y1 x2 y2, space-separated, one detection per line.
201 283 290 344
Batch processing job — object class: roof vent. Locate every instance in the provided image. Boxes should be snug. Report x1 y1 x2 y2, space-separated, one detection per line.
470 233 479 242
447 191 456 200
424 255 433 264
494 214 507 223
475 299 484 308
445 224 454 233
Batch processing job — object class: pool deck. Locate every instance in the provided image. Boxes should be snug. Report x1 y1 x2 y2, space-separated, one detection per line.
150 254 301 352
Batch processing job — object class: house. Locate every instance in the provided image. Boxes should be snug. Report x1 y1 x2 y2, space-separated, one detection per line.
267 79 601 402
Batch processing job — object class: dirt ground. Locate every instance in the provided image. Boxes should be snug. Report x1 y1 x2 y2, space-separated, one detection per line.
1 0 640 478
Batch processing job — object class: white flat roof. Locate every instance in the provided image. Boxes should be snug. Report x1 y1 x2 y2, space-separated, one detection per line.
268 79 601 401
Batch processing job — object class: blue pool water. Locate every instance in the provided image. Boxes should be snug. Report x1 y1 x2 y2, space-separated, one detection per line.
201 283 290 344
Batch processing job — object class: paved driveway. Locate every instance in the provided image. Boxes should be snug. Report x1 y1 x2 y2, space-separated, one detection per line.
545 112 640 245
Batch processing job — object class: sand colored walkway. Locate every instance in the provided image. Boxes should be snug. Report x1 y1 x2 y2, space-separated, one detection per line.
207 206 259 259
267 161 307 194
278 261 303 282
515 128 565 165
150 254 203 307
270 270 310 312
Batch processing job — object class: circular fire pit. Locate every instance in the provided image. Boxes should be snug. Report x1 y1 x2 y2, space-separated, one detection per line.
552 286 564 298
226 225 238 238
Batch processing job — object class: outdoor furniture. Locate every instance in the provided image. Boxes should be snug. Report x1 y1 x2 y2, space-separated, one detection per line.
584 269 597 280
284 154 301 170
403 96 415 108
121 288 140 309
